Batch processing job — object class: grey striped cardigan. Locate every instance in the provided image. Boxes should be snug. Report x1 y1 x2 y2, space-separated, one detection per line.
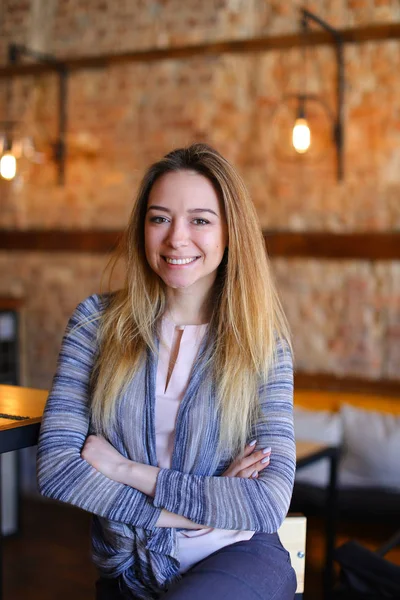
37 294 295 599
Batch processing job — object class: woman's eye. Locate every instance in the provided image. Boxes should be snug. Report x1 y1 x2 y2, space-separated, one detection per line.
193 218 210 226
151 216 169 224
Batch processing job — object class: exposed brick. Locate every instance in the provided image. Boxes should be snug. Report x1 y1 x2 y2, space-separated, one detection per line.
1 1 399 387
273 259 400 380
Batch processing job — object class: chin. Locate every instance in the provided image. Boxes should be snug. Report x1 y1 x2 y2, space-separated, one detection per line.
164 278 194 290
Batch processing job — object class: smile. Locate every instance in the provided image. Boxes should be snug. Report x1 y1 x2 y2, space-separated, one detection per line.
163 257 199 265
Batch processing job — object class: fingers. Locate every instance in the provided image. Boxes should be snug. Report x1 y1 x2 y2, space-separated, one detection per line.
236 446 271 472
227 441 258 476
237 450 272 479
251 455 271 477
242 439 257 457
221 443 272 478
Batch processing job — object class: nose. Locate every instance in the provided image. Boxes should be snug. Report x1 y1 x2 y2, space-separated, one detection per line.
166 219 189 249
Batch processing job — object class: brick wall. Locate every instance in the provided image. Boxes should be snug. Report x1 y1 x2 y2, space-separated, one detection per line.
0 0 399 387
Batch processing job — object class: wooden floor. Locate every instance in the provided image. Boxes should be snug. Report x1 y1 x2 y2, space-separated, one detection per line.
4 497 400 600
5 498 97 600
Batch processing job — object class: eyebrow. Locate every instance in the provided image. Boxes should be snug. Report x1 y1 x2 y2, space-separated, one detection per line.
147 205 219 217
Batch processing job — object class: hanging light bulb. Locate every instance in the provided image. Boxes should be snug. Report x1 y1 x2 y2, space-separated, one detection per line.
292 97 311 154
0 133 17 180
0 152 17 180
0 133 41 181
292 117 311 154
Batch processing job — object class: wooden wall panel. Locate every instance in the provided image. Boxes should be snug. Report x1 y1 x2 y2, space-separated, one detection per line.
295 372 400 396
1 230 400 259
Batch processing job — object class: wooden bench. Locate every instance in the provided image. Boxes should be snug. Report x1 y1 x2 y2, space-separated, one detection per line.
278 515 307 598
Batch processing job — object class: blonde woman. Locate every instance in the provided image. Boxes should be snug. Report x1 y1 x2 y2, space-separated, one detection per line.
37 143 296 600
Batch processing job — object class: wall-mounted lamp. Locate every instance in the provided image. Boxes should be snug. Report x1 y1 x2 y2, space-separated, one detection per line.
0 43 68 185
292 8 345 180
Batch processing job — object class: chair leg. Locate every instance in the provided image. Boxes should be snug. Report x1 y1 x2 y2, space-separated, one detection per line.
376 528 400 557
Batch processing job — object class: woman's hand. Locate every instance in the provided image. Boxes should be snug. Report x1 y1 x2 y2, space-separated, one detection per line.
81 435 132 484
222 441 271 479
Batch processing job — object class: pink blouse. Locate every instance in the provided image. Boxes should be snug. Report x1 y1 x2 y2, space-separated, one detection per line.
155 318 254 573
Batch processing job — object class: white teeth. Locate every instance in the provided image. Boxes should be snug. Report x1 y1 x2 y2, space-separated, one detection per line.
165 257 197 265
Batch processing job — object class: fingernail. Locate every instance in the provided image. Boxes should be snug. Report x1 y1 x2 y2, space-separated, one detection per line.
249 439 257 446
261 456 270 464
251 470 258 478
262 447 272 454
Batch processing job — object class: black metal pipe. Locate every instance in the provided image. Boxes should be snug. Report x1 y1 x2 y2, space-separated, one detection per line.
301 8 345 180
335 40 345 180
56 66 68 185
9 43 58 65
6 43 68 185
301 9 341 41
3 47 17 146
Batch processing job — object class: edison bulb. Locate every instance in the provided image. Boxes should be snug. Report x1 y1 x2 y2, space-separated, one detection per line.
292 118 311 154
0 153 17 180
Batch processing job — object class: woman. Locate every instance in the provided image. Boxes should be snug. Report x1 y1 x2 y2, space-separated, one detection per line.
37 143 296 600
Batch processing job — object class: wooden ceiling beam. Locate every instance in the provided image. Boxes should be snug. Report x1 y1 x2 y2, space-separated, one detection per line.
295 372 400 396
1 23 400 78
1 230 400 259
263 231 400 260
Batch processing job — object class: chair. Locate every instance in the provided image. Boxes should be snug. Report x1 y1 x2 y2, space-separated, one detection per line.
333 528 400 599
278 515 307 599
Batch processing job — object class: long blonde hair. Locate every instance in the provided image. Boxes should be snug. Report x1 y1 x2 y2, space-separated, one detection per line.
91 143 291 455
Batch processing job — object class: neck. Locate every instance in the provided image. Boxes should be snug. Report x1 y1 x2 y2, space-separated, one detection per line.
165 287 213 326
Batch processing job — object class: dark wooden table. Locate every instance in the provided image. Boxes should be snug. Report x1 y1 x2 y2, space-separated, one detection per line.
0 384 48 454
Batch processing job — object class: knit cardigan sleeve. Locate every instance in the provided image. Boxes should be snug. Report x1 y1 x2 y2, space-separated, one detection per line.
36 295 161 529
153 339 295 533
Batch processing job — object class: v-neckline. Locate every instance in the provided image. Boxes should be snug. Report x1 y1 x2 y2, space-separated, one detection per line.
164 326 185 394
147 326 211 470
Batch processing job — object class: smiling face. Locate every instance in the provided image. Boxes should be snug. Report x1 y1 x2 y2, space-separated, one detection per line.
144 170 228 297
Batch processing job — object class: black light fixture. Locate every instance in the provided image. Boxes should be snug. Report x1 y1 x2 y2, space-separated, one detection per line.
0 43 68 185
292 8 345 180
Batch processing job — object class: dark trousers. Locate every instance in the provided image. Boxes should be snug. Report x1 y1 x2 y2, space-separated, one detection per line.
96 532 297 600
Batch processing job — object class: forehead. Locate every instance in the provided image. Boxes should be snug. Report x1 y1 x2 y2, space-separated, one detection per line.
148 170 222 211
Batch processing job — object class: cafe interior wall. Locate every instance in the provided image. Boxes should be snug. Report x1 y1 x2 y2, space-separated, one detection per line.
0 0 400 391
